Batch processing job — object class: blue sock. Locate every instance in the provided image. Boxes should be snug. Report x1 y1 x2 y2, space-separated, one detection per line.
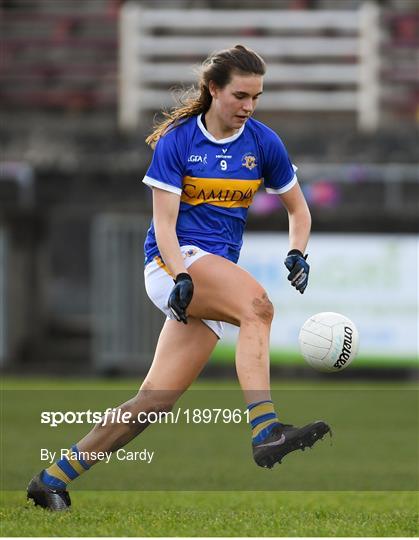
248 400 281 443
41 445 90 489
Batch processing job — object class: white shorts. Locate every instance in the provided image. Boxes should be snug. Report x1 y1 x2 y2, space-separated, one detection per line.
144 245 224 339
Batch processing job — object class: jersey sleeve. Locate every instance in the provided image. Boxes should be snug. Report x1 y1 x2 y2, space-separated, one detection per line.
142 131 185 196
262 131 298 195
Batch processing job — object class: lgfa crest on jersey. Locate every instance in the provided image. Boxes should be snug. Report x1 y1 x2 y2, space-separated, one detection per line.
242 153 257 170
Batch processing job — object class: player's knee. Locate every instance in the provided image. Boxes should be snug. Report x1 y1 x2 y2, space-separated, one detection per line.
241 291 274 326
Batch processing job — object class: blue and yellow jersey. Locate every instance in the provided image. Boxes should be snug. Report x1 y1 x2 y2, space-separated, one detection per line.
143 114 297 264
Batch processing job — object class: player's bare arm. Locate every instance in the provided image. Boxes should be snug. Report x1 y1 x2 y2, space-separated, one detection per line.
280 182 311 254
280 183 311 294
152 188 187 277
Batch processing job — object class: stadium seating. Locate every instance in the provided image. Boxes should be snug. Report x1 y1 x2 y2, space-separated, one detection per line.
0 2 118 109
118 3 380 131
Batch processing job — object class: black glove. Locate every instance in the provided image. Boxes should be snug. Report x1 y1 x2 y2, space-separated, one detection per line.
168 273 194 324
284 249 309 294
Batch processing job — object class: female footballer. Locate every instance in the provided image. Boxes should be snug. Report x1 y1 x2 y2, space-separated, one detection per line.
28 45 330 510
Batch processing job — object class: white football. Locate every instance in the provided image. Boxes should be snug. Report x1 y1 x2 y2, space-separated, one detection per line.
298 312 359 372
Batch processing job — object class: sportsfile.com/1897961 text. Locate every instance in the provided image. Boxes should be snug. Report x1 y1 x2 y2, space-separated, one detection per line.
40 408 250 427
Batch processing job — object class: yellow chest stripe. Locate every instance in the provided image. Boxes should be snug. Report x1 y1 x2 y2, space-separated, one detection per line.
181 176 262 208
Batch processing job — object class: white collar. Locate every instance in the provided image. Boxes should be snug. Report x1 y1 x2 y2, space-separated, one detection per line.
197 114 245 144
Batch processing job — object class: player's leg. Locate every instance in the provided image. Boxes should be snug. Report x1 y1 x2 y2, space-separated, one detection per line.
27 317 218 510
187 254 273 402
77 317 218 454
187 254 330 468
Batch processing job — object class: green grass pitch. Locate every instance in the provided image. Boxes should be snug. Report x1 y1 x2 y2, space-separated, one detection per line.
1 491 418 536
1 377 418 537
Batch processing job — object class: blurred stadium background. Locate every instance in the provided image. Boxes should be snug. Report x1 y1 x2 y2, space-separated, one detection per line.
0 0 418 377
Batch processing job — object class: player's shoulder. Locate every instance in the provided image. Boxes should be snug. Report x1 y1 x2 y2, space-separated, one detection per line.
246 118 289 160
153 116 196 160
159 115 196 144
246 117 282 143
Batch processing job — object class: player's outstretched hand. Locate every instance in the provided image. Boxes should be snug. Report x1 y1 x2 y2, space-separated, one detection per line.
168 273 194 324
284 249 309 294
